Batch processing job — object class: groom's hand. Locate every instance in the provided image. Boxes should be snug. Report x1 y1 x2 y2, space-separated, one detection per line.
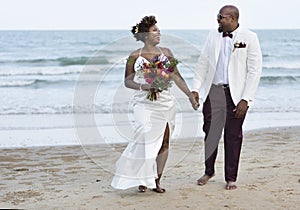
192 91 199 103
233 99 248 118
190 91 200 110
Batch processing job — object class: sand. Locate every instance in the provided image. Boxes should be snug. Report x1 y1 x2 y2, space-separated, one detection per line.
0 126 299 209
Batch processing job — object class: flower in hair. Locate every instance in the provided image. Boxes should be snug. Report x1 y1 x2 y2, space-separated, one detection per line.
135 24 139 34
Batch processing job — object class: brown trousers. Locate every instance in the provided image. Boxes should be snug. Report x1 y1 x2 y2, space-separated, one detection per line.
202 84 246 182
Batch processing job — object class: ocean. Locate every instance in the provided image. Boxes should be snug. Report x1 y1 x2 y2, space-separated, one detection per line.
0 29 299 147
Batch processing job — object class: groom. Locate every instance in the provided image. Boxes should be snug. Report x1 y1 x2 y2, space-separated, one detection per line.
192 5 262 190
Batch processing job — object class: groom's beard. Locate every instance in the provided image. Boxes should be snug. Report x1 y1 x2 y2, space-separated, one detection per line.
218 27 223 33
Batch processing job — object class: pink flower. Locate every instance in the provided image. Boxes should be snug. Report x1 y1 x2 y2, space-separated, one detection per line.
146 78 154 84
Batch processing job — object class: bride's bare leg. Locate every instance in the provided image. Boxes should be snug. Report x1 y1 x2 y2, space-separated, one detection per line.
154 124 169 193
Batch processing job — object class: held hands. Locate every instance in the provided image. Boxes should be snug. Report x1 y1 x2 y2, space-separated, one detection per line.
189 91 200 110
233 99 248 118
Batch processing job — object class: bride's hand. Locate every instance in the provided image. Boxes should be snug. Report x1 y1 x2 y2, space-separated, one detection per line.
141 84 151 91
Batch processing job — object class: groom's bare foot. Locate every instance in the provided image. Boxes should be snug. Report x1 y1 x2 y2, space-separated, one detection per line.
197 174 215 186
225 181 237 190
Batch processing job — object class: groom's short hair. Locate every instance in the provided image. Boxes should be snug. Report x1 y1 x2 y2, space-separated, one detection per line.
222 5 239 20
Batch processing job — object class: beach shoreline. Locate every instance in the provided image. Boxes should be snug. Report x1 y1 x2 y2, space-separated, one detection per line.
1 126 299 209
1 111 300 148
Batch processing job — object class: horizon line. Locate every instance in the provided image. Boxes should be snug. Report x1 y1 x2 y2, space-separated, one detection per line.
0 28 299 31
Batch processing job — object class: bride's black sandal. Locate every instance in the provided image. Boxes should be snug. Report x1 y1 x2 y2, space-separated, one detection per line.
152 188 166 193
138 185 147 192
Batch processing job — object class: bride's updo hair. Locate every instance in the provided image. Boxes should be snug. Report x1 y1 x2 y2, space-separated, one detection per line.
131 16 157 42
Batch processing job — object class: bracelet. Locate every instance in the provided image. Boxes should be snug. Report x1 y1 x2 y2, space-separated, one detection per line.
139 84 142 91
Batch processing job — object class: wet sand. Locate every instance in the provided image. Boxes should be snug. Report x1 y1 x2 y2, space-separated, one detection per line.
0 126 299 209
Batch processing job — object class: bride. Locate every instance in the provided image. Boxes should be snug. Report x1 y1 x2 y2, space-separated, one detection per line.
111 15 198 193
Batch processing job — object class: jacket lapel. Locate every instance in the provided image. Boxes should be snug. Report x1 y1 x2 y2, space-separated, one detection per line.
232 29 239 44
215 34 222 64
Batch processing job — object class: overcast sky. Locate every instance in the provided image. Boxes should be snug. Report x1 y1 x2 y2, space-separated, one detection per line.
0 0 299 30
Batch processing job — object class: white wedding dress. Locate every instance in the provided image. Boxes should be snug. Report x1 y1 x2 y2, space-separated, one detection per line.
111 48 176 189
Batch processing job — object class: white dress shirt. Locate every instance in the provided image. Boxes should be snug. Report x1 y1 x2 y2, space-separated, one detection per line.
212 31 236 85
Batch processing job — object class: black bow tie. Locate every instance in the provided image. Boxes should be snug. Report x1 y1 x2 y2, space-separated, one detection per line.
223 32 233 38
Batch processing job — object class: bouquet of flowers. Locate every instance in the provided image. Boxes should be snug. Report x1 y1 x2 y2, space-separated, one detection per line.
140 56 178 101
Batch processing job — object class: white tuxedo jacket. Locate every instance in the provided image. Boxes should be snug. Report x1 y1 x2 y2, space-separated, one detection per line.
192 28 262 106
